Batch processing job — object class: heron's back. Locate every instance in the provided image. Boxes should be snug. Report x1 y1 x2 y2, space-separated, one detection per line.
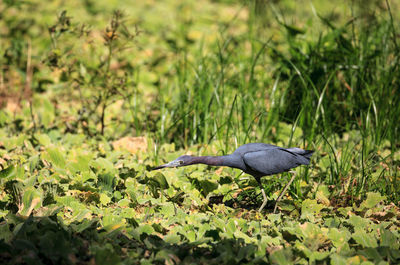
233 143 314 178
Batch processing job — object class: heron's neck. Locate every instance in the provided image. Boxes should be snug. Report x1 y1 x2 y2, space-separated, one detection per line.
189 156 227 167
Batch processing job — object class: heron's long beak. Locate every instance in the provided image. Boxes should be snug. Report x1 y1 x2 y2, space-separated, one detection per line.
151 160 180 171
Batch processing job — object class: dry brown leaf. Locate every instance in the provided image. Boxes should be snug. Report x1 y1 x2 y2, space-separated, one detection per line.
214 167 224 176
112 136 147 154
6 101 21 113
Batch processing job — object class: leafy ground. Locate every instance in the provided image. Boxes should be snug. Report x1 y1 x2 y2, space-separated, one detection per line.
1 0 400 264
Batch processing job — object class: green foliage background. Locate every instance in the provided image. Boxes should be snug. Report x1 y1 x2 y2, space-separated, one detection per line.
0 0 399 264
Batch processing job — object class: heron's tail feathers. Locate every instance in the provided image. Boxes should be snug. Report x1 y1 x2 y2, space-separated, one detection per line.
302 150 314 159
286 148 314 165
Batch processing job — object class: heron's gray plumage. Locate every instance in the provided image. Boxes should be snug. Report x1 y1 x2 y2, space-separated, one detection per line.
152 142 314 212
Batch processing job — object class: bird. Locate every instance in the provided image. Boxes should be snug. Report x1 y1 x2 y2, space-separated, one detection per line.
152 143 314 213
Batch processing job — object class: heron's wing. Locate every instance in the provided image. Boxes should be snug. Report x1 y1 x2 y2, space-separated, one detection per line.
233 143 277 155
242 149 304 176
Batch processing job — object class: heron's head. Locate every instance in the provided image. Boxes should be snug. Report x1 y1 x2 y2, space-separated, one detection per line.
151 155 193 170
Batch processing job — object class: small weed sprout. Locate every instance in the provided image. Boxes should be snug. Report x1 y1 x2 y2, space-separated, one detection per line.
47 10 140 135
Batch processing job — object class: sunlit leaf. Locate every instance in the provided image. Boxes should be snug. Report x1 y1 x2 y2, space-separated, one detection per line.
301 199 325 222
18 188 42 216
359 192 385 210
352 230 378 248
35 133 52 147
45 147 66 168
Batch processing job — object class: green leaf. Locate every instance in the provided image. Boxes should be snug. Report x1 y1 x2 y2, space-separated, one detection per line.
18 188 42 216
328 228 351 251
330 253 348 265
98 173 116 193
358 248 383 263
68 154 92 173
269 248 293 265
164 234 181 244
46 147 66 168
93 243 121 265
316 185 331 205
92 157 115 173
380 229 399 249
135 224 154 235
0 165 15 179
347 215 371 232
155 249 180 264
117 198 130 207
198 179 218 197
100 193 111 205
301 199 325 222
102 213 125 232
35 133 52 147
0 110 10 126
352 230 378 248
359 192 385 210
153 172 169 189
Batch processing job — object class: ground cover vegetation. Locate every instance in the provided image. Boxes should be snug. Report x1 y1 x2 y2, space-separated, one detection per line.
0 0 399 264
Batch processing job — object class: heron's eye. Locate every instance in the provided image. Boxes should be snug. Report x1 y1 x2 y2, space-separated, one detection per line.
178 160 184 165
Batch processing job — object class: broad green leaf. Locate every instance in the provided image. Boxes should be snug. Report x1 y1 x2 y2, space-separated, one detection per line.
380 229 399 249
347 215 371 232
226 218 236 236
185 230 196 242
135 224 154 235
18 188 42 216
0 222 12 241
98 173 116 193
316 185 331 206
102 213 125 232
164 234 181 244
92 157 115 173
68 154 92 173
301 199 325 222
352 230 378 248
337 207 353 217
295 241 329 261
0 209 9 219
70 219 96 233
269 248 293 265
126 186 138 204
34 205 63 217
35 97 55 127
3 135 26 150
74 209 92 223
330 253 348 265
359 192 385 210
100 193 111 205
155 249 180 265
28 155 40 173
117 198 130 207
0 165 14 179
328 228 351 252
64 133 86 146
234 230 253 244
159 203 176 217
198 179 218 197
358 248 383 264
35 133 52 147
0 110 9 126
45 147 66 168
153 172 169 189
93 243 121 265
